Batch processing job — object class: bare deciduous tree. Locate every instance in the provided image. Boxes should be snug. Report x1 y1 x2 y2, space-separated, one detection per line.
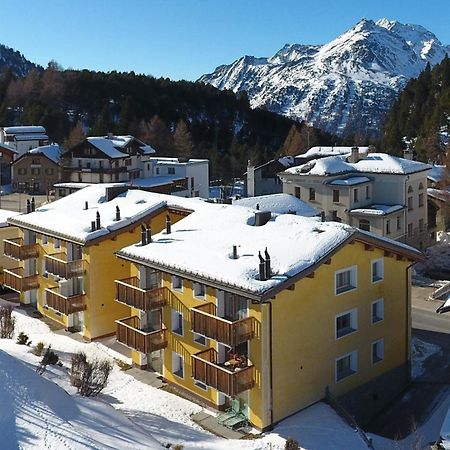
0 305 15 339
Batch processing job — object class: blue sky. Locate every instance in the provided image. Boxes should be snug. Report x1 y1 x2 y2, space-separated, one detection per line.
1 0 449 81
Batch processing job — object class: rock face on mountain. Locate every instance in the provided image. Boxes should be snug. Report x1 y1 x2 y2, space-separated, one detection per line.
199 19 450 137
0 43 40 77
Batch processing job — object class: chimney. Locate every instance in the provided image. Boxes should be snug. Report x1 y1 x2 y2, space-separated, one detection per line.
107 132 113 140
91 221 96 232
368 145 376 154
254 211 271 226
85 201 88 210
256 203 260 211
31 197 35 212
166 214 171 234
96 211 101 230
115 205 121 221
141 224 147 246
403 148 413 160
264 248 271 279
348 146 359 164
146 225 152 243
231 245 238 259
321 211 325 222
26 199 31 213
258 251 266 281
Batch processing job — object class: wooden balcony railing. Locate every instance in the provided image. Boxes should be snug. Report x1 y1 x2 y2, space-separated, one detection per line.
192 348 255 397
44 287 86 315
45 253 85 279
116 316 168 353
115 277 168 310
4 238 39 260
191 303 256 347
3 267 39 292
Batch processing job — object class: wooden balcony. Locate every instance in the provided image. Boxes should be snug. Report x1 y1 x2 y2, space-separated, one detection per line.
4 238 39 260
115 277 168 310
44 287 86 315
192 348 255 397
45 253 85 279
191 303 256 347
3 267 39 292
116 316 168 354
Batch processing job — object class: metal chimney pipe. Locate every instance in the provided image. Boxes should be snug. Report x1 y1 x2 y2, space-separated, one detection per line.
146 225 152 243
91 221 96 232
141 224 147 246
26 199 31 213
166 214 171 234
96 211 101 230
116 205 121 221
31 197 35 212
264 247 271 279
85 201 88 210
258 251 266 281
256 203 260 210
232 245 238 259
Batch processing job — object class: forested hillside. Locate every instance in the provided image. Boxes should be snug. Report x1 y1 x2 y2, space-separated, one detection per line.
381 56 450 162
0 66 336 180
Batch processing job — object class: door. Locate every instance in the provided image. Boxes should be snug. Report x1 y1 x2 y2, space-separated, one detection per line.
147 350 163 373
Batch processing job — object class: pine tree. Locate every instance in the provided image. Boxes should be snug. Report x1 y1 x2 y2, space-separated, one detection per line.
139 115 174 155
174 119 194 158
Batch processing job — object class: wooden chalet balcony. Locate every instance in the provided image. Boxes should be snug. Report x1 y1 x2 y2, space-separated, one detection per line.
116 316 168 354
45 253 85 279
115 277 168 310
4 238 39 260
191 303 256 347
3 267 39 292
44 287 86 315
192 348 255 397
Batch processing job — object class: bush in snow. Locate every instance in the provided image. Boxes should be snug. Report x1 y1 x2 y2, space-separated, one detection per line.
16 331 31 346
0 305 15 339
36 345 59 374
70 352 112 397
33 342 45 356
285 437 300 450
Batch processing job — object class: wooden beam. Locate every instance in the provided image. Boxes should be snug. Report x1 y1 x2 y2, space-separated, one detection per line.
364 244 374 251
306 272 315 279
324 259 332 265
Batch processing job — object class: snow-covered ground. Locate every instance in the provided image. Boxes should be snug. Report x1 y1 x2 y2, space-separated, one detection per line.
0 303 448 450
411 336 442 379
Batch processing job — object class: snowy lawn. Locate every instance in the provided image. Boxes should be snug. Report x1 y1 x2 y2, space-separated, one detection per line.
411 336 442 379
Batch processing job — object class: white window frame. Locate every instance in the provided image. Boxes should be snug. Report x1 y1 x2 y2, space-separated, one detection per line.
336 350 358 382
193 332 207 346
172 351 184 379
371 339 384 365
335 308 358 339
193 282 206 299
371 298 384 324
171 309 184 336
371 258 384 284
335 266 357 295
42 235 48 245
194 380 208 391
171 275 183 291
54 238 61 249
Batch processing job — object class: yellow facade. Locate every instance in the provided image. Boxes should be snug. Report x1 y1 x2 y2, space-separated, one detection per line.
0 224 20 284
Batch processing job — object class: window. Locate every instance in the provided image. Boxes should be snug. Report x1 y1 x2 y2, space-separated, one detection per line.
18 168 27 175
78 159 82 168
294 186 301 199
397 216 401 230
45 168 54 175
371 258 384 283
171 309 183 336
194 380 208 390
333 189 340 203
419 182 424 190
335 266 357 295
193 332 206 345
372 339 384 365
371 299 384 323
125 158 132 166
32 158 40 164
190 177 195 190
172 275 183 290
193 282 206 298
353 188 358 203
407 185 413 193
386 220 391 235
419 218 424 232
336 309 357 339
86 162 91 169
42 235 48 245
408 196 413 211
336 351 357 381
309 188 315 201
407 223 413 238
156 167 160 175
365 186 370 200
359 219 370 232
168 167 175 175
419 193 424 207
172 351 184 378
31 168 40 175
54 238 61 249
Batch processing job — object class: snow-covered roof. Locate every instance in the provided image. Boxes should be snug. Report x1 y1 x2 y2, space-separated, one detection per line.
233 194 318 217
428 165 447 183
0 208 20 227
14 133 48 141
329 176 371 186
3 126 46 134
126 175 186 188
301 146 370 158
349 204 405 216
27 144 61 164
428 188 450 202
54 182 93 190
286 153 431 176
149 157 208 165
8 185 203 244
87 137 128 159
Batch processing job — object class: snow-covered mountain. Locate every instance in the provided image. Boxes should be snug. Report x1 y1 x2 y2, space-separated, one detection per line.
0 43 40 76
199 19 450 137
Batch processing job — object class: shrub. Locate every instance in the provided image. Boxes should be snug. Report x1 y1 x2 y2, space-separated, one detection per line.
0 305 15 339
36 345 59 374
70 352 112 397
33 342 45 356
115 358 132 371
16 331 31 346
285 438 300 450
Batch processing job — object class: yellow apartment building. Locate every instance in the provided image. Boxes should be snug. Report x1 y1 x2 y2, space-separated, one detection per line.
3 185 189 340
115 202 423 430
0 209 20 285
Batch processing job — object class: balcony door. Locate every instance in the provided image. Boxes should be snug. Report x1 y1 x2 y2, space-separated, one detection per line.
139 267 161 290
